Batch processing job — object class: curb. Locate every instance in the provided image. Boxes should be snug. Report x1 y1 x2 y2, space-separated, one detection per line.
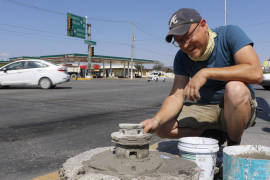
75 78 92 80
32 171 60 180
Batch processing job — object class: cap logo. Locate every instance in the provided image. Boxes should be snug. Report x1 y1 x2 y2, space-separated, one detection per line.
169 15 178 27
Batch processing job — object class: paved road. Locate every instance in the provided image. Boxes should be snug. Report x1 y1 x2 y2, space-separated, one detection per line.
0 79 170 180
0 80 269 180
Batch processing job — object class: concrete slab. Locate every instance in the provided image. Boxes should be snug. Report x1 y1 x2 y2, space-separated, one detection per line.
59 147 199 180
31 142 185 180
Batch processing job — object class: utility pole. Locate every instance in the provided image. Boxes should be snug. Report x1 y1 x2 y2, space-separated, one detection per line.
87 22 92 78
224 0 227 26
130 22 135 80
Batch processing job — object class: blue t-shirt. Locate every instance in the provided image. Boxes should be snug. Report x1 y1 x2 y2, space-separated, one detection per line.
173 25 254 104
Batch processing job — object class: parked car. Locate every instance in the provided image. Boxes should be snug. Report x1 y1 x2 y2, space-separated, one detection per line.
147 72 166 82
261 73 270 90
0 59 70 89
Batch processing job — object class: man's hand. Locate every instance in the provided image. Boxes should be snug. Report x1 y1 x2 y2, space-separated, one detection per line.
140 118 160 133
184 69 208 102
140 75 187 134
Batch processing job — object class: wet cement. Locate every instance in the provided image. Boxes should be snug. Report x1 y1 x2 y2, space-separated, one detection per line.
84 149 198 178
236 152 270 160
59 147 200 180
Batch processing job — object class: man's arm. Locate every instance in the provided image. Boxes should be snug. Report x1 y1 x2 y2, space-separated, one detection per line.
202 45 263 83
141 75 189 133
184 45 263 101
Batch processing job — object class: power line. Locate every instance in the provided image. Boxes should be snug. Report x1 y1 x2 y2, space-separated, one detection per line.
94 40 170 57
5 0 270 33
0 26 170 57
6 0 65 15
133 23 163 42
135 38 162 42
135 46 170 57
3 0 171 59
98 40 130 47
5 0 130 24
0 29 67 41
0 23 62 36
86 17 129 24
241 20 270 28
5 0 165 42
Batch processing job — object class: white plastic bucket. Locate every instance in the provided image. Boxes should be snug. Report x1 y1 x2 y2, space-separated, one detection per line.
178 137 219 180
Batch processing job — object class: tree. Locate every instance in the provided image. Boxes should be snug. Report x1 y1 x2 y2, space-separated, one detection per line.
152 63 173 72
152 63 164 71
134 64 144 71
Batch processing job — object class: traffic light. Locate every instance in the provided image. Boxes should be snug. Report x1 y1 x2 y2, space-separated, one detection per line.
91 47 94 56
67 17 72 31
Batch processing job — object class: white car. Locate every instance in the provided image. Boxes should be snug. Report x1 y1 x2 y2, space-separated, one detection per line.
261 73 270 90
147 72 166 82
0 59 70 89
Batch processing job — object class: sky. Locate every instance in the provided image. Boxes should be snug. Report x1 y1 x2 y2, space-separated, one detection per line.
0 0 270 66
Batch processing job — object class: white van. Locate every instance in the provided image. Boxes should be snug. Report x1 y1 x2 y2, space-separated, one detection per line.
147 72 166 82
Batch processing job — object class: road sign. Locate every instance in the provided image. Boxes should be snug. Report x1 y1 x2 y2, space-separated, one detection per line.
67 12 86 39
84 40 96 45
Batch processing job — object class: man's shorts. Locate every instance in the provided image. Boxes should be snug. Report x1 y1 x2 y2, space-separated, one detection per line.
177 95 258 132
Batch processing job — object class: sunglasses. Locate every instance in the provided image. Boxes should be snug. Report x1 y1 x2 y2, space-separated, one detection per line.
172 23 200 47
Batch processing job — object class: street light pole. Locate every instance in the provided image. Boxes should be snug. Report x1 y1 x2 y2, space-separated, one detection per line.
130 22 135 80
224 0 227 26
87 23 92 78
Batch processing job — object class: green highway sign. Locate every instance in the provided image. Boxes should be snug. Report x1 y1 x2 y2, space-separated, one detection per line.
67 12 86 39
84 40 96 45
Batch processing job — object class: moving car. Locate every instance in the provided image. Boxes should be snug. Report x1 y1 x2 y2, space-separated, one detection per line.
0 59 70 89
261 73 270 90
147 72 166 82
